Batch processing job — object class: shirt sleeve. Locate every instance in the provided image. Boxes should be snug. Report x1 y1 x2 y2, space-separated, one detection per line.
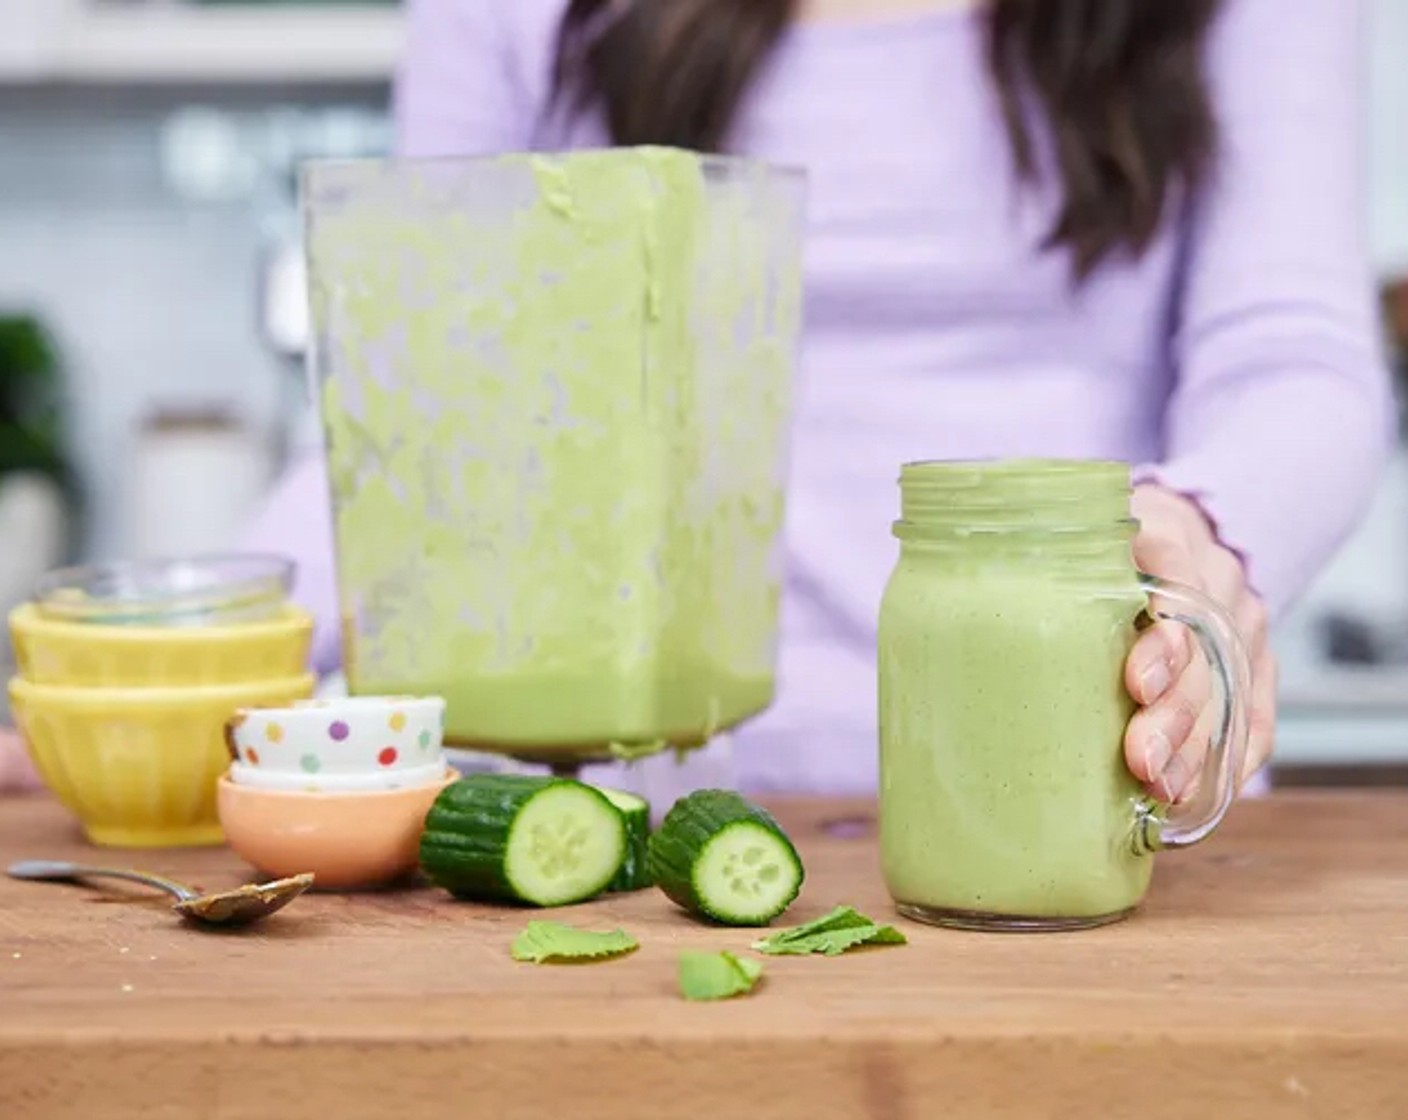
392 0 539 158
1135 0 1398 618
242 0 541 674
242 449 344 674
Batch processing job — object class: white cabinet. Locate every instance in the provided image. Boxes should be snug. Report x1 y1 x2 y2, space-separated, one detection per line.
0 2 403 84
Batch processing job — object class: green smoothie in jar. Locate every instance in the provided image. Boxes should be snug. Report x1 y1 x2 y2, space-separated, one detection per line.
878 459 1251 932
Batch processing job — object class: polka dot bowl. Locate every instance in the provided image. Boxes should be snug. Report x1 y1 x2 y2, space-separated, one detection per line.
226 758 449 794
224 695 445 782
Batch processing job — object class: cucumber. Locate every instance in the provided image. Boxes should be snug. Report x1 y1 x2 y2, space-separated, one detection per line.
647 789 804 926
599 788 652 892
420 774 626 907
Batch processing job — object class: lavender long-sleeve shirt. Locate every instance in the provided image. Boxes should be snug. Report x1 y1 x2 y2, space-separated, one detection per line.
246 0 1395 795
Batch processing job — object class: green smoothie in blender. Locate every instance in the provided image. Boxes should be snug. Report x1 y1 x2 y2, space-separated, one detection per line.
303 147 806 761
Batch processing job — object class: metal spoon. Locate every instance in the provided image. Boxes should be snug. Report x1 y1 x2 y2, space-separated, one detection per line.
6 860 314 927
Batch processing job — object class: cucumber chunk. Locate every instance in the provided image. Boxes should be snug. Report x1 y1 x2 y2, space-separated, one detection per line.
420 774 626 907
647 789 804 926
598 787 653 893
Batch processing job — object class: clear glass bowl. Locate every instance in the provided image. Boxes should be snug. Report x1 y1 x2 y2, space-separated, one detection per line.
32 554 295 628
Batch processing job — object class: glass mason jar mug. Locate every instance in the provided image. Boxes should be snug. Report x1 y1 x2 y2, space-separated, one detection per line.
877 459 1251 931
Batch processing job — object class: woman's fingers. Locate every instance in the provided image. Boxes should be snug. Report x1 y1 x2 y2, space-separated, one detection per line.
1125 523 1206 796
1155 643 1272 805
1125 648 1212 790
1165 700 1218 804
1133 525 1267 785
1125 618 1193 705
1127 485 1277 799
1132 526 1201 592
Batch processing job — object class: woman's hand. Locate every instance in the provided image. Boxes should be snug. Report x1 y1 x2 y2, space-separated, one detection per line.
1123 485 1277 802
0 727 42 794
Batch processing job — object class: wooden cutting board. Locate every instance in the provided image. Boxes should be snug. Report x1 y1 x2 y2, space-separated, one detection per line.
1 790 1406 1120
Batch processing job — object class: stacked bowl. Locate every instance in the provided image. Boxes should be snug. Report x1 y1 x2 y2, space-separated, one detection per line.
218 696 454 889
7 555 315 848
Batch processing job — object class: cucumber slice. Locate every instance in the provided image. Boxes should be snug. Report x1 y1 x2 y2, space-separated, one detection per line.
647 789 804 926
420 774 626 907
599 788 653 893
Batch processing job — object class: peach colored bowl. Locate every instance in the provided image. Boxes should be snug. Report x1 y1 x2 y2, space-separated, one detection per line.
216 769 456 890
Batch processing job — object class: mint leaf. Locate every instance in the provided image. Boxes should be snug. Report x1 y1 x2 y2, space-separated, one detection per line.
758 925 880 957
510 920 639 963
751 905 907 956
679 950 763 1001
765 905 873 938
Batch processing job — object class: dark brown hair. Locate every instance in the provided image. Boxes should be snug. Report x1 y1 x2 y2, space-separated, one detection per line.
553 0 1222 278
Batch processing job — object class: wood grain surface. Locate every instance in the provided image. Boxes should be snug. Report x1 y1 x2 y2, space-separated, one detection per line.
2 790 1406 1120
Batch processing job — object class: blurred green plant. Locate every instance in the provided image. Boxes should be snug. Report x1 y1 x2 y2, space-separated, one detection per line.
0 315 75 490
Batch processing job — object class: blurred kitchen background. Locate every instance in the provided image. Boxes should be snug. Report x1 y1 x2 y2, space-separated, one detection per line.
0 0 1405 782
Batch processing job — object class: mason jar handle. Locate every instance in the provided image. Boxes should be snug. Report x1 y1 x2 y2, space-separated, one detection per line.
1130 573 1253 855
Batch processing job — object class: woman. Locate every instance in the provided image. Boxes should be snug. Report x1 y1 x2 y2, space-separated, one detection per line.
263 0 1393 801
5 0 1386 798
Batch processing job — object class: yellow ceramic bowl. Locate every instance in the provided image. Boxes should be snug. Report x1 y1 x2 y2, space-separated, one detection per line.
217 769 455 890
9 674 316 848
8 603 313 688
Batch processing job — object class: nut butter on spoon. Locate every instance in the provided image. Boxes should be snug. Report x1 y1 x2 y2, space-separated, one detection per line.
6 860 314 928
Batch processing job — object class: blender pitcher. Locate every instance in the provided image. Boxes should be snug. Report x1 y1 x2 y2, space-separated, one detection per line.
301 147 807 766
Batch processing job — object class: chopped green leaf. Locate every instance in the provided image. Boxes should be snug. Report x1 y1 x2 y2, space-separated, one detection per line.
679 950 764 1001
751 905 907 956
764 905 876 938
757 924 879 957
755 905 882 941
510 920 639 964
